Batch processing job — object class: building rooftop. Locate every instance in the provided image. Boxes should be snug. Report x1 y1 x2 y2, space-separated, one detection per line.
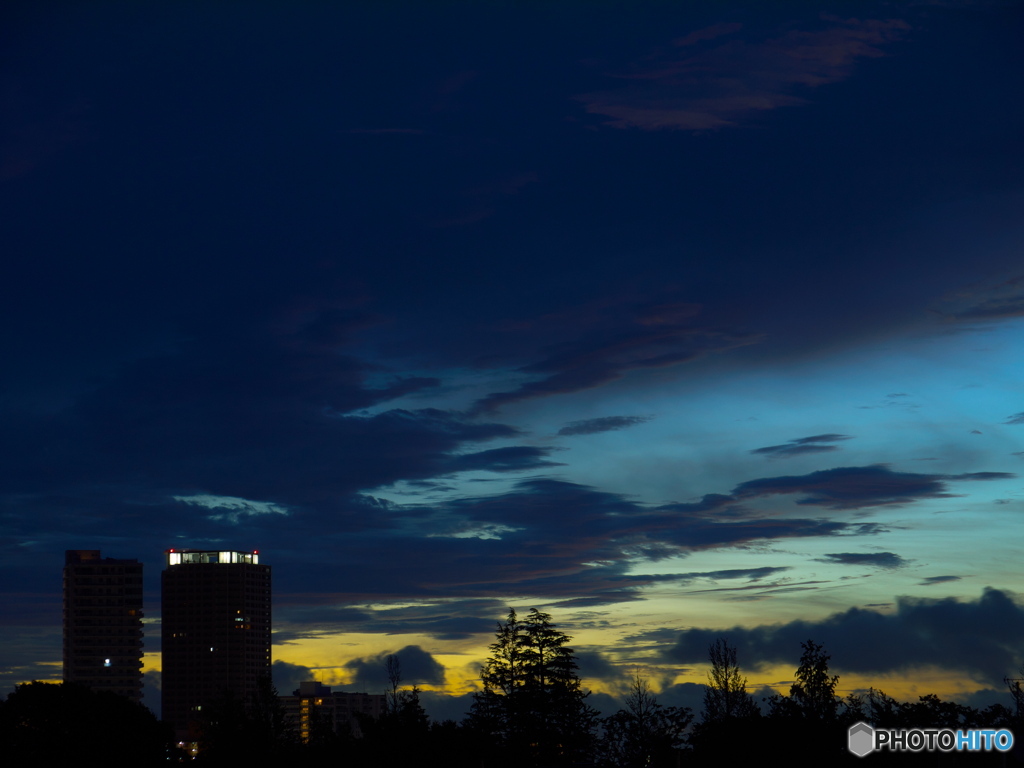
66 549 141 566
165 549 261 566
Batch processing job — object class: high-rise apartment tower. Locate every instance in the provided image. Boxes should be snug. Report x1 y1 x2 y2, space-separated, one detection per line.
63 549 144 702
161 549 271 737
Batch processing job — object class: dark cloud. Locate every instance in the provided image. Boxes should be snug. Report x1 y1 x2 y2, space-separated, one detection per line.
817 552 907 569
959 688 1007 712
214 474 884 611
685 579 830 598
343 645 446 691
792 434 853 445
446 446 565 473
752 433 852 458
732 465 1013 510
273 660 319 696
655 682 708 716
0 627 63 701
586 691 626 718
651 567 791 584
753 444 840 458
416 690 477 723
0 287 520 514
451 478 856 560
582 567 802 601
949 296 1024 322
955 472 1015 481
471 297 759 414
255 462 999 607
1004 412 1024 425
276 600 503 642
143 671 162 717
665 588 1024 686
940 275 1024 324
0 582 67 697
920 576 962 586
856 394 922 412
558 416 653 436
374 479 873 604
575 16 909 130
2 460 1002 630
0 403 522 545
575 648 622 681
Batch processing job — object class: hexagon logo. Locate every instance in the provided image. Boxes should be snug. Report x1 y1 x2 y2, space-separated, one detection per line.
848 721 875 757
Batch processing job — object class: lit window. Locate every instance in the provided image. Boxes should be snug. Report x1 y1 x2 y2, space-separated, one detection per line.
104 658 111 667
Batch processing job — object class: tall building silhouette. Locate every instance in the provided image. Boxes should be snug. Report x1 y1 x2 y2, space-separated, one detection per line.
63 549 144 702
161 549 271 737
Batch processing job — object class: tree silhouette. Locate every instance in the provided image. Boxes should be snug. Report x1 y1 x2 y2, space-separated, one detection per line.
599 672 692 768
468 607 527 749
758 640 848 768
385 653 403 716
354 652 430 764
0 681 172 764
690 638 761 761
789 639 839 721
196 676 295 762
703 638 757 723
469 608 598 766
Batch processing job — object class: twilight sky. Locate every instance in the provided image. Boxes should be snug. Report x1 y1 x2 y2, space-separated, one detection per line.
2 0 1023 719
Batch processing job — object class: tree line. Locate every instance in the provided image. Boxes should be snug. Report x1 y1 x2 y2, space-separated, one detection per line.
2 608 1019 766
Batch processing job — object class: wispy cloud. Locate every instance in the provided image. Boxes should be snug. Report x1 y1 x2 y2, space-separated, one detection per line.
173 494 290 524
473 296 760 413
732 465 1013 510
558 415 653 436
938 275 1024 323
817 551 907 569
920 575 962 586
446 445 565 473
575 16 909 131
752 433 852 459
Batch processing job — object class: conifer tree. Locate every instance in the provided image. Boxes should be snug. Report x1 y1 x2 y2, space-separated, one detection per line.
469 608 597 766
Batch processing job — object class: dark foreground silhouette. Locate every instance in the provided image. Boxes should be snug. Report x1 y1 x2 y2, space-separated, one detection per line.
5 616 1022 767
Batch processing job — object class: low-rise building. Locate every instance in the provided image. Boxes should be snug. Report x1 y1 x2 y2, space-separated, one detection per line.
282 681 385 742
